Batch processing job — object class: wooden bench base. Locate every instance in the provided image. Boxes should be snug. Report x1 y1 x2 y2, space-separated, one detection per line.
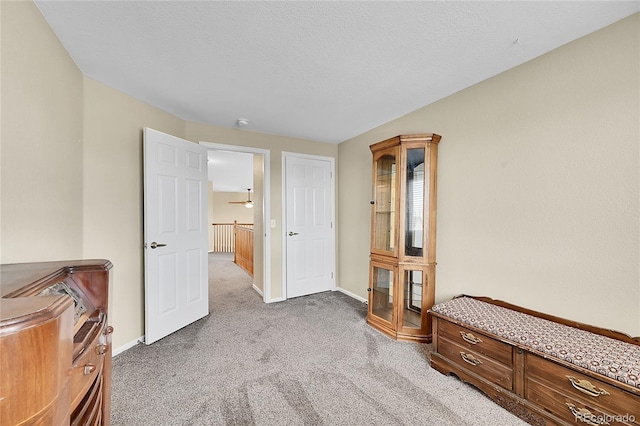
429 296 640 426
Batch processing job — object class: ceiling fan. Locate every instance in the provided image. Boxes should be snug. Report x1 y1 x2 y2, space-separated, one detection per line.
228 188 254 208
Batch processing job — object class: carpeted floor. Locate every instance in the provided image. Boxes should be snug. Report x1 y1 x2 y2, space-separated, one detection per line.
110 253 527 425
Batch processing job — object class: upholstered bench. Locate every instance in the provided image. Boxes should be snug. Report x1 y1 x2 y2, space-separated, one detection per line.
429 295 640 426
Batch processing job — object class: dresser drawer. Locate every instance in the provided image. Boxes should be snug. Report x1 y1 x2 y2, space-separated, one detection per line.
72 373 103 426
438 335 513 391
438 319 512 366
526 353 640 424
527 376 637 425
70 326 106 411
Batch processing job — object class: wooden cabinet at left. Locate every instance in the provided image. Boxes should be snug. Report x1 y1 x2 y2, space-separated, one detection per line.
0 259 114 426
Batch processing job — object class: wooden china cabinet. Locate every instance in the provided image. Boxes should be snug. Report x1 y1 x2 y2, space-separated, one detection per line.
367 134 441 342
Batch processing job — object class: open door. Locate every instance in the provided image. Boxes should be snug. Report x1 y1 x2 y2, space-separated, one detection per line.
143 128 209 344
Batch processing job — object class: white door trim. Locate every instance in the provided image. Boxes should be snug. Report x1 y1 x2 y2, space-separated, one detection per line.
282 151 336 299
198 141 273 303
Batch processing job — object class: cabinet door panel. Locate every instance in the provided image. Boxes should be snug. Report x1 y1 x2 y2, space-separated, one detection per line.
369 263 395 325
401 269 423 329
371 148 398 256
403 147 425 258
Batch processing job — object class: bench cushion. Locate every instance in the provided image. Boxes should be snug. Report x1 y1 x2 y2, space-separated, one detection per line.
430 296 640 389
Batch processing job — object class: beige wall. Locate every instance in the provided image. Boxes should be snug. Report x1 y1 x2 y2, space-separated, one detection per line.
252 155 265 293
4 0 637 352
210 191 255 224
1 1 84 263
0 0 2 263
185 122 339 300
82 77 185 348
338 14 640 336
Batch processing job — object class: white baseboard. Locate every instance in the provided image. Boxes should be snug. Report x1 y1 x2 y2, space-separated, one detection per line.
265 296 286 303
112 336 144 357
252 284 264 296
336 287 367 303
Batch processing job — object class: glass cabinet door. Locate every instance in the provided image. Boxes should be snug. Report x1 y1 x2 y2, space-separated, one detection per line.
400 269 424 330
404 147 425 258
372 152 397 254
369 264 395 324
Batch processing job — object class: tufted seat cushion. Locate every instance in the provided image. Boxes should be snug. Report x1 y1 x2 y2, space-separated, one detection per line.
430 296 640 389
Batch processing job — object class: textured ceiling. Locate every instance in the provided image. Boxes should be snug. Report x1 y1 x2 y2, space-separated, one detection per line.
35 1 639 144
207 150 254 192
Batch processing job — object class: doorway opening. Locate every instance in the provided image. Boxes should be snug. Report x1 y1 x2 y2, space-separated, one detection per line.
200 142 271 303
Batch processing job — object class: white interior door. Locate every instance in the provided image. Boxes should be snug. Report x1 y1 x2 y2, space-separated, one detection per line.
284 154 335 298
143 128 209 344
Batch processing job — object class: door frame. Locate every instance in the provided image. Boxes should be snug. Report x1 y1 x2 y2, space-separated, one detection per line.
282 152 336 299
199 141 272 303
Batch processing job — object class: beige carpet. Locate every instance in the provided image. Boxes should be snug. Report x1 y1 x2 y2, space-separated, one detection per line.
110 253 527 425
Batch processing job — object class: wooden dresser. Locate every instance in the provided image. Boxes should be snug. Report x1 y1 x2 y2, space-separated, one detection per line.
429 296 640 426
0 260 113 425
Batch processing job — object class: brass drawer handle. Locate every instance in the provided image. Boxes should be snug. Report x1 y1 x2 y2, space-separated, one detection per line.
565 403 610 426
460 331 482 345
566 375 610 397
83 364 96 375
460 352 482 366
95 344 108 355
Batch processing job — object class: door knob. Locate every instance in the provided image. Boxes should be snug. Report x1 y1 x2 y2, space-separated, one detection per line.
288 232 299 236
150 242 167 249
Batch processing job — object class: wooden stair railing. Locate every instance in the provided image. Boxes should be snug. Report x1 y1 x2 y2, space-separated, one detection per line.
233 221 254 277
211 222 253 253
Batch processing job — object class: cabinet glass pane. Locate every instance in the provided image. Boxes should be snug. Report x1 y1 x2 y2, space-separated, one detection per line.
403 270 422 328
373 154 396 252
371 266 393 322
405 148 425 257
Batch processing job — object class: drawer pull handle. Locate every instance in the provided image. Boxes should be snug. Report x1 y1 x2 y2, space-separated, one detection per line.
566 375 610 397
83 364 96 375
95 344 108 355
565 403 610 426
460 352 482 366
460 331 482 345
104 326 114 336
